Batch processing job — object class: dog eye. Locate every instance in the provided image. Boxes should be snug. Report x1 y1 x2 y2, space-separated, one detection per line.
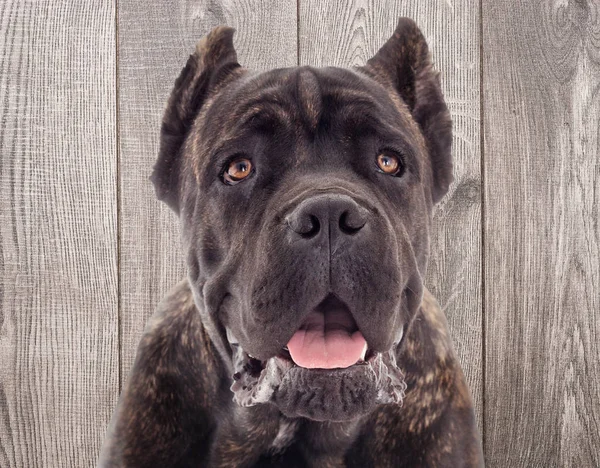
223 157 254 185
375 151 404 177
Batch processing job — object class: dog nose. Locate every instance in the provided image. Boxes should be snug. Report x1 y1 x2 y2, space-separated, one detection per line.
285 194 369 240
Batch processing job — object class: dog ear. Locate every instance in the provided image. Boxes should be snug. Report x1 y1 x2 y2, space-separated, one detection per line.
363 18 453 204
150 26 241 214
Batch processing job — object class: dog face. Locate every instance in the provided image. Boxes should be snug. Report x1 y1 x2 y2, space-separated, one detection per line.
151 18 452 421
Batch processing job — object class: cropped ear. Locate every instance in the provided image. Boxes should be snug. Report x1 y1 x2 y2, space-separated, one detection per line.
150 26 241 214
363 18 453 204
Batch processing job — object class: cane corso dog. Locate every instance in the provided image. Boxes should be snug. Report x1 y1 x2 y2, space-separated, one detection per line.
99 17 484 467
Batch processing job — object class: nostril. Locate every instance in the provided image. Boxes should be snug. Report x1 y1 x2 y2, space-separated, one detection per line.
339 210 366 235
286 213 321 238
301 215 320 238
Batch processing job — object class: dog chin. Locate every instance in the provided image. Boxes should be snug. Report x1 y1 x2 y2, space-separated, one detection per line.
229 342 407 422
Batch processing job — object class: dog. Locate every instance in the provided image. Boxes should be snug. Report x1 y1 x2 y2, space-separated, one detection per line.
99 17 484 467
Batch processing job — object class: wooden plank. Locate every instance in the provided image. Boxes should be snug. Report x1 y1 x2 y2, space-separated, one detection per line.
0 1 118 467
117 1 298 383
483 0 600 465
299 0 483 430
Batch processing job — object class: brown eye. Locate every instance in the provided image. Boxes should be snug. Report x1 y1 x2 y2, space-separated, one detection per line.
223 157 253 185
376 151 404 176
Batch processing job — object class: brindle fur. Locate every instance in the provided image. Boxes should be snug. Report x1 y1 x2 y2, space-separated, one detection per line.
99 17 484 467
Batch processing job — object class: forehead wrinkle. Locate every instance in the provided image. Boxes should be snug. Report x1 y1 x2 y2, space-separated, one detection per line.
234 104 292 133
296 69 322 131
326 88 381 109
232 87 293 118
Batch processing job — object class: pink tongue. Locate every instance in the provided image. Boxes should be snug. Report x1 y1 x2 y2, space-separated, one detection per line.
286 309 367 369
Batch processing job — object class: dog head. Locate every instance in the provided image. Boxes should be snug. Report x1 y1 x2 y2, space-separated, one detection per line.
151 18 452 422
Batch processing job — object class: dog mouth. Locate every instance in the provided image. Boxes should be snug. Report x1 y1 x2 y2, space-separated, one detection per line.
226 294 406 421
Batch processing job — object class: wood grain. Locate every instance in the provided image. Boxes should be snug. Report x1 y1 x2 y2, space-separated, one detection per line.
0 1 118 467
117 0 298 383
483 0 600 465
299 0 483 430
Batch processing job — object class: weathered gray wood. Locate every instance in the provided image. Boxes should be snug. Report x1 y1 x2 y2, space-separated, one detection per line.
0 1 118 467
483 0 600 466
117 1 298 382
299 0 483 430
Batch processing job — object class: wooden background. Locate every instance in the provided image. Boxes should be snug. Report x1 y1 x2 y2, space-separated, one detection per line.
0 0 598 466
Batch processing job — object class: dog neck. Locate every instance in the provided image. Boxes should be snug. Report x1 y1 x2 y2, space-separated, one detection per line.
187 282 455 466
209 403 364 466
